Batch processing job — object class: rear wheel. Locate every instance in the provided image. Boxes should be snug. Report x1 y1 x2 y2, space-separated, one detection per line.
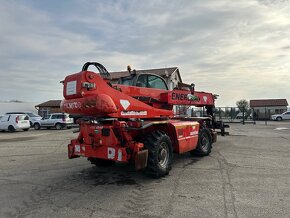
190 128 212 157
34 123 41 130
55 123 63 130
8 125 15 132
144 130 173 178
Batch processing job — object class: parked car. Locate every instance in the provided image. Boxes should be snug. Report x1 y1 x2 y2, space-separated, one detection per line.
34 113 74 130
235 112 248 119
271 111 290 121
5 112 42 127
0 114 30 132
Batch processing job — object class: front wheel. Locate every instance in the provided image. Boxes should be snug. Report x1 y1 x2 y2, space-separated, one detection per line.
143 130 173 178
190 128 212 157
55 123 63 130
34 123 41 130
276 117 282 121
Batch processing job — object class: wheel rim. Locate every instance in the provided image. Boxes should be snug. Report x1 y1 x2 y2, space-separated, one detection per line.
158 142 169 168
56 124 61 129
200 132 210 151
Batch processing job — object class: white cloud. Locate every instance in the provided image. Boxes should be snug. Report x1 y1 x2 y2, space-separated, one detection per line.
0 0 289 107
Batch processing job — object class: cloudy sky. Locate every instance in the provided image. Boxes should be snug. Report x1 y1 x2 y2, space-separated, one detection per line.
0 0 289 106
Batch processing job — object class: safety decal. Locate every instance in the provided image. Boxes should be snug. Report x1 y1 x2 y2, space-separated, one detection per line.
66 81 77 95
121 111 147 116
107 147 122 161
120 100 130 110
63 101 81 109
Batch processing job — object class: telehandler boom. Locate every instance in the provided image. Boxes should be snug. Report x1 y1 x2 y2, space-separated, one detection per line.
61 62 217 177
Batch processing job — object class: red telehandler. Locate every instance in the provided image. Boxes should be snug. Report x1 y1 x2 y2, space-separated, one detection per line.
61 62 218 178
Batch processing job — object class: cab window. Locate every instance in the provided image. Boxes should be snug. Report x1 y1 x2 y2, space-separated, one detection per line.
136 74 168 90
136 74 147 87
148 75 168 90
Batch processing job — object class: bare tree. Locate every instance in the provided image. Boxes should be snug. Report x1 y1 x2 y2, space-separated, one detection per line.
236 99 249 112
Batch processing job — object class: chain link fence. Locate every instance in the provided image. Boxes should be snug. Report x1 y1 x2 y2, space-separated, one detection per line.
175 106 256 122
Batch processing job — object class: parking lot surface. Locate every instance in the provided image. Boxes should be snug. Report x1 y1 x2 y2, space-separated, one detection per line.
0 121 290 218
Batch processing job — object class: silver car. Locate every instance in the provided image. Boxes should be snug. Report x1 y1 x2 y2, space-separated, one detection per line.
271 111 290 121
34 113 74 130
5 112 42 127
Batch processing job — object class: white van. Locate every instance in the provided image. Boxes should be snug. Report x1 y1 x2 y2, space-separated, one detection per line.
0 114 30 132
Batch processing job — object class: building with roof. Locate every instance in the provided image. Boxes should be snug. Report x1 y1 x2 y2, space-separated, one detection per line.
35 100 62 117
250 99 288 120
110 67 182 90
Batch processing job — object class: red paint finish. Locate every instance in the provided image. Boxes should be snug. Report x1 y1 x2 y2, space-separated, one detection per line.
168 120 200 153
62 72 173 118
61 70 215 118
62 64 217 169
160 90 215 106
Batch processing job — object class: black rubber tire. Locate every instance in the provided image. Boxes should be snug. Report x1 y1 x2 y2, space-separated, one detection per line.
88 158 115 167
23 128 29 131
55 123 63 130
34 123 41 130
190 128 212 157
276 117 282 121
8 125 15 132
143 130 173 178
67 126 72 129
29 121 33 127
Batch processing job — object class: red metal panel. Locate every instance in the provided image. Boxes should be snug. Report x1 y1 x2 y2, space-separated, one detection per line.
69 142 128 162
61 72 173 118
160 90 215 106
168 120 200 154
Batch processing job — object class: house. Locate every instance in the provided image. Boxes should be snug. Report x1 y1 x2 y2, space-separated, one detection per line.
110 67 182 90
250 99 288 120
35 100 62 117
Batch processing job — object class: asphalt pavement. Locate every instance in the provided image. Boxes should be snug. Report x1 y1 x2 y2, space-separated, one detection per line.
0 121 290 218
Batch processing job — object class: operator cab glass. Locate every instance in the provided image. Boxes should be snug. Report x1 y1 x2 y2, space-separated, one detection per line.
118 74 168 90
118 76 135 86
136 74 168 90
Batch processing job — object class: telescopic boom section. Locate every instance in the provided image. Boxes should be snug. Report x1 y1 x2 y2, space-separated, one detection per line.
61 65 216 119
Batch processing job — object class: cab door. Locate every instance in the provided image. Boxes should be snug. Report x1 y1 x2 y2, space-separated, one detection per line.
41 115 51 126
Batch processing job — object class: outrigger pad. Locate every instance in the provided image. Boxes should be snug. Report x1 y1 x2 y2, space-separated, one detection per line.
135 150 148 170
